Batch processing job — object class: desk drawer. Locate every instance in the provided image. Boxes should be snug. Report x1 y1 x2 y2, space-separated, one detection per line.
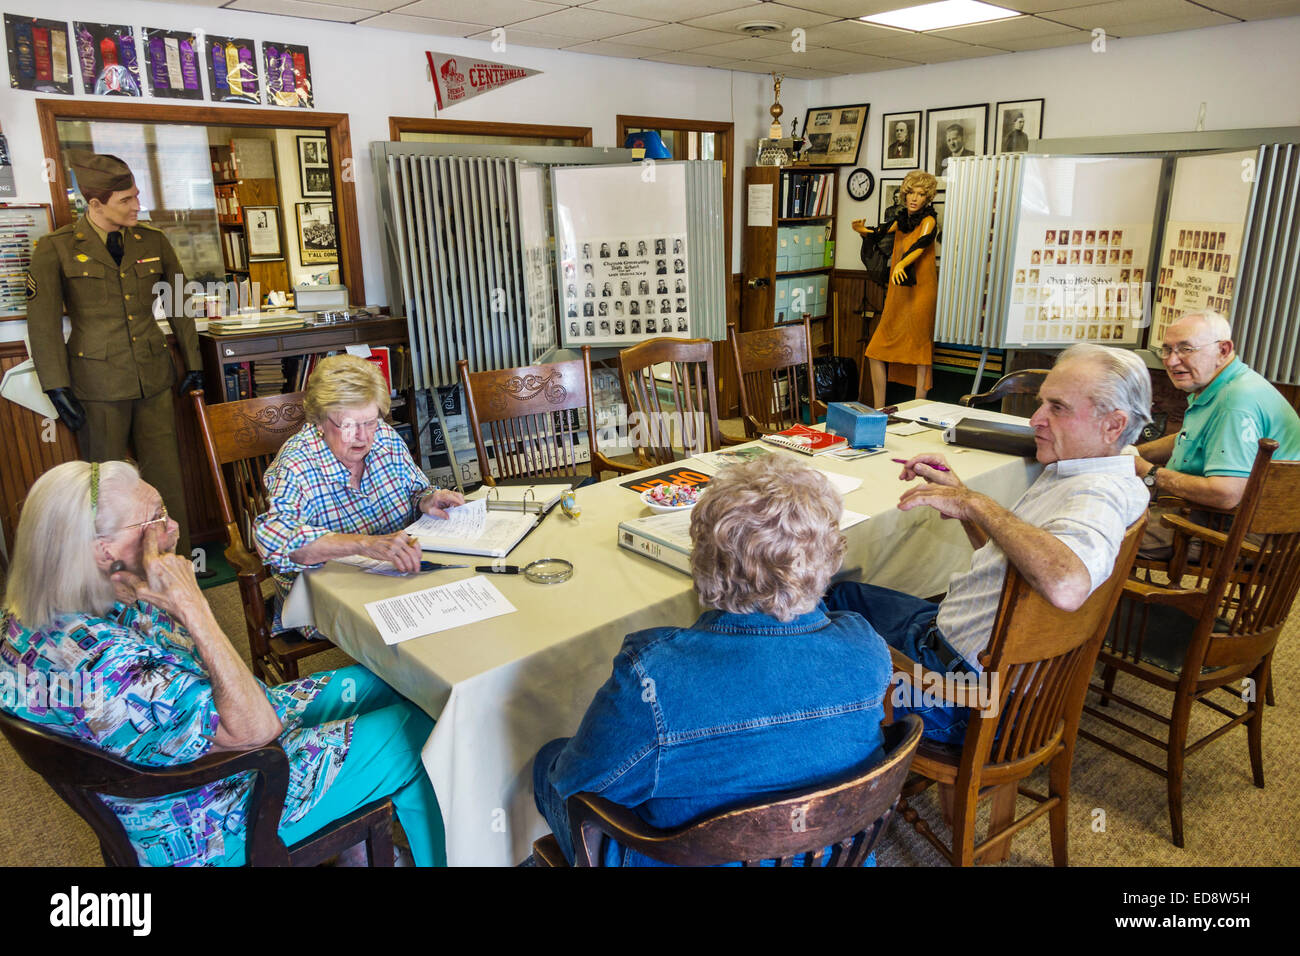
293 329 361 350
215 336 277 357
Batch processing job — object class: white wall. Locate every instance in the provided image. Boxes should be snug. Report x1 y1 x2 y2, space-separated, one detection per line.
0 0 802 342
4 2 1298 335
813 16 1300 267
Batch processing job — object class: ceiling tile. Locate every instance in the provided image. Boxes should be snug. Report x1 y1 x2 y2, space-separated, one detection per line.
896 44 1008 62
993 0 1128 11
637 50 728 67
581 0 760 21
359 12 489 34
508 6 666 40
291 0 396 9
755 46 842 68
682 3 837 33
1039 0 1218 29
800 19 895 48
1106 10 1240 34
774 0 926 16
563 38 670 56
465 26 576 46
930 15 1082 43
839 30 979 57
809 50 917 72
604 23 738 50
710 58 782 73
392 0 566 25
1197 0 1300 17
226 0 381 21
779 65 837 78
690 35 803 58
989 30 1094 49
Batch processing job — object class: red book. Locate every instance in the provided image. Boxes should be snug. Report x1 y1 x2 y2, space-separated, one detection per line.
760 424 848 456
363 347 392 391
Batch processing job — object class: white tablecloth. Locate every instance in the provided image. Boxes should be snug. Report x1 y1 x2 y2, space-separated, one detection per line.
302 422 1041 866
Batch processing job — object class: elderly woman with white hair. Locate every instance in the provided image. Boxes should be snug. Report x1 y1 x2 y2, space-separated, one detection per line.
531 455 893 866
256 354 464 631
0 461 446 865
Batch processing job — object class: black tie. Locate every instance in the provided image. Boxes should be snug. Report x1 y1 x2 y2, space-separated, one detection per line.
106 230 124 266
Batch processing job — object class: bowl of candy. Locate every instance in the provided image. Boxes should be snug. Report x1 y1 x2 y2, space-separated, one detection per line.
640 483 702 514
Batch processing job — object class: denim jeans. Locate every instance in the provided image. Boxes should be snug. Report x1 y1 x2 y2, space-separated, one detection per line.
825 582 971 746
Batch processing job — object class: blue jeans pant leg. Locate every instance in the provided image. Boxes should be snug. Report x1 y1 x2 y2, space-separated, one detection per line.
533 738 575 864
825 582 970 745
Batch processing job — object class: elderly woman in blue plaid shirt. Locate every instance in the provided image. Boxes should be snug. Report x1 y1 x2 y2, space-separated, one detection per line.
256 355 464 625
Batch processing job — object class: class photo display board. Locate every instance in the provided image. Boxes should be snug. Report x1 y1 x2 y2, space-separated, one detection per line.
553 163 692 348
1004 156 1162 348
1152 149 1253 343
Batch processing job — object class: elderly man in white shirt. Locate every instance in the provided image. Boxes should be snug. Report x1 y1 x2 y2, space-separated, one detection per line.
827 343 1151 743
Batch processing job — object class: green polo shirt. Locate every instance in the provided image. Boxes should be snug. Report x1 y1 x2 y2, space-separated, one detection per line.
1168 358 1300 478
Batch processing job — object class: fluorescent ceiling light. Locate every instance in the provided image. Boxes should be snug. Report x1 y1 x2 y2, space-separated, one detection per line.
863 1 1020 32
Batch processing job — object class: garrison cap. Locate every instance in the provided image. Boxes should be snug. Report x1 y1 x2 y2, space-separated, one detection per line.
69 152 135 195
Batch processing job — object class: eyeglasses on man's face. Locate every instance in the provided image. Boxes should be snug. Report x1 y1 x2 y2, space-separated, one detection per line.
1156 341 1222 361
326 416 383 440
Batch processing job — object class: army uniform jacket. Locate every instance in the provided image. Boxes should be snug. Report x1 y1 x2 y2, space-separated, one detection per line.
26 215 201 402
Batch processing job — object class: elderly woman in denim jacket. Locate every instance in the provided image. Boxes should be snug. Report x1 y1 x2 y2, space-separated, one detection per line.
532 455 893 865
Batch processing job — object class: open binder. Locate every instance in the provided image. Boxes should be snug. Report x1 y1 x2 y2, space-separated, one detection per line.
405 482 573 558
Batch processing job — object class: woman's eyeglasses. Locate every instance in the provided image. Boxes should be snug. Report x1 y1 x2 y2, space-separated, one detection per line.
326 416 382 440
98 504 169 537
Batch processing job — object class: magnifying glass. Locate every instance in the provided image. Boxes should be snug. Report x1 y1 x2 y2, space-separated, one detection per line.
476 558 574 583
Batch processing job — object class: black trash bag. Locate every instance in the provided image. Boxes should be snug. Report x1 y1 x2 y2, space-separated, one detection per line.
797 355 859 405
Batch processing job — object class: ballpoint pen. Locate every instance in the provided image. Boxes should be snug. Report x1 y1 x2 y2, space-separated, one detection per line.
892 457 950 472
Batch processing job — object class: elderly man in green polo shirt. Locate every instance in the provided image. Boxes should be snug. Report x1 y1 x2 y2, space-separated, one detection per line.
1134 310 1300 557
25 152 203 557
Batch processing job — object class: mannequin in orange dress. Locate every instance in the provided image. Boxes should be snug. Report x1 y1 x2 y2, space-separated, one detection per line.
852 170 939 407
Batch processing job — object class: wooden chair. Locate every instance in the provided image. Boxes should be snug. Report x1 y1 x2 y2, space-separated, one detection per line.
728 317 827 438
895 516 1146 866
191 389 329 683
1081 439 1300 847
616 337 736 468
458 347 628 482
531 714 923 867
0 709 393 867
959 369 1049 417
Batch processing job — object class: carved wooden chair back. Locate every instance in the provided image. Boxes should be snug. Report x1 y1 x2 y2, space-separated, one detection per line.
616 337 723 467
728 317 821 437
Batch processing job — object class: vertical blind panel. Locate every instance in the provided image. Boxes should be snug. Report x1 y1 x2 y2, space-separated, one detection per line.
1236 144 1300 385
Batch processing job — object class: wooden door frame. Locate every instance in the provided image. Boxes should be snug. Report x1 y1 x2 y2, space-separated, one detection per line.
35 98 366 303
388 116 592 145
616 115 734 274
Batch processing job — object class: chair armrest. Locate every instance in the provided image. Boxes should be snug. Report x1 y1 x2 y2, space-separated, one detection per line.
224 532 267 578
99 743 290 800
1121 578 1208 617
1161 514 1262 557
889 647 989 709
567 792 668 866
589 450 642 476
720 431 749 446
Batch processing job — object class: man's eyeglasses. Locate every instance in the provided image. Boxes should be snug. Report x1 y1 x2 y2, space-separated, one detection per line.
326 416 382 440
1155 341 1222 360
99 504 169 537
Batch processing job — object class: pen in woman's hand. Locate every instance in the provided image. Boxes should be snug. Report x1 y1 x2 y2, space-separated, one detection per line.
892 457 950 472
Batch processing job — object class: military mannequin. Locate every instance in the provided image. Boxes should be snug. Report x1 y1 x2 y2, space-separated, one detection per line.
26 152 203 557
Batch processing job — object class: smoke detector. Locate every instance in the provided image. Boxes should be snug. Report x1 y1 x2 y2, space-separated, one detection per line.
738 21 783 35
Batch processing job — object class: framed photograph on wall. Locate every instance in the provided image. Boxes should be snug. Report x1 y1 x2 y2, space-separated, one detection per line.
995 98 1044 153
802 103 869 166
926 104 988 180
878 178 904 225
297 135 331 197
296 201 338 265
881 111 921 170
245 205 283 261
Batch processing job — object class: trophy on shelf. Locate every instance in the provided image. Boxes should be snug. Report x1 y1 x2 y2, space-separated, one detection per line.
790 117 807 164
756 71 794 167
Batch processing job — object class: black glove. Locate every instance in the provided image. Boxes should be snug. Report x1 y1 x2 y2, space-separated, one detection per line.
46 388 86 432
179 370 204 394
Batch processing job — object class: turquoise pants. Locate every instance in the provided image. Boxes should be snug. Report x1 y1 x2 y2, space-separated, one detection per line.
223 666 446 866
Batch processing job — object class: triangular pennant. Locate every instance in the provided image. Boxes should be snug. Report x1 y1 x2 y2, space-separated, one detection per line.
426 50 540 110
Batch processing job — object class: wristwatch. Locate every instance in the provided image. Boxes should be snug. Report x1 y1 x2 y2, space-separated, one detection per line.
1143 465 1160 493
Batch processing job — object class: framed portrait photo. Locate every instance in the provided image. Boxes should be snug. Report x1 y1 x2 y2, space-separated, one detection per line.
297 134 332 197
802 103 869 166
878 178 904 225
245 206 283 261
881 111 921 170
296 201 338 265
995 98 1044 153
926 104 989 180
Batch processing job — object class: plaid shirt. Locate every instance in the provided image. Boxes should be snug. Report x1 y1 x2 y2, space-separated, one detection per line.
255 421 431 591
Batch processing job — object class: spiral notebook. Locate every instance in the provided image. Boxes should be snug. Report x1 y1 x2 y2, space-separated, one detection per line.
760 424 849 456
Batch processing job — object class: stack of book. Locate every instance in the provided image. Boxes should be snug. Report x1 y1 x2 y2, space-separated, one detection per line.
207 312 306 335
780 172 835 218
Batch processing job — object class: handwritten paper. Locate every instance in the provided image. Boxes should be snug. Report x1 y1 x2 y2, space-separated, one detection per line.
364 575 517 645
408 498 486 541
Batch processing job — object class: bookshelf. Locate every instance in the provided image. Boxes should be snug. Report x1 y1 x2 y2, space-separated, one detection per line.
208 140 288 295
740 164 840 335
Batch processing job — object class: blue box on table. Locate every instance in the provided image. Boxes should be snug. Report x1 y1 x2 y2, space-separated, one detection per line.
826 402 887 448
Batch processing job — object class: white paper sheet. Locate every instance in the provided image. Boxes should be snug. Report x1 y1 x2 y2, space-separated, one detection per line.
894 402 1030 429
815 468 863 496
364 575 517 645
408 499 486 541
